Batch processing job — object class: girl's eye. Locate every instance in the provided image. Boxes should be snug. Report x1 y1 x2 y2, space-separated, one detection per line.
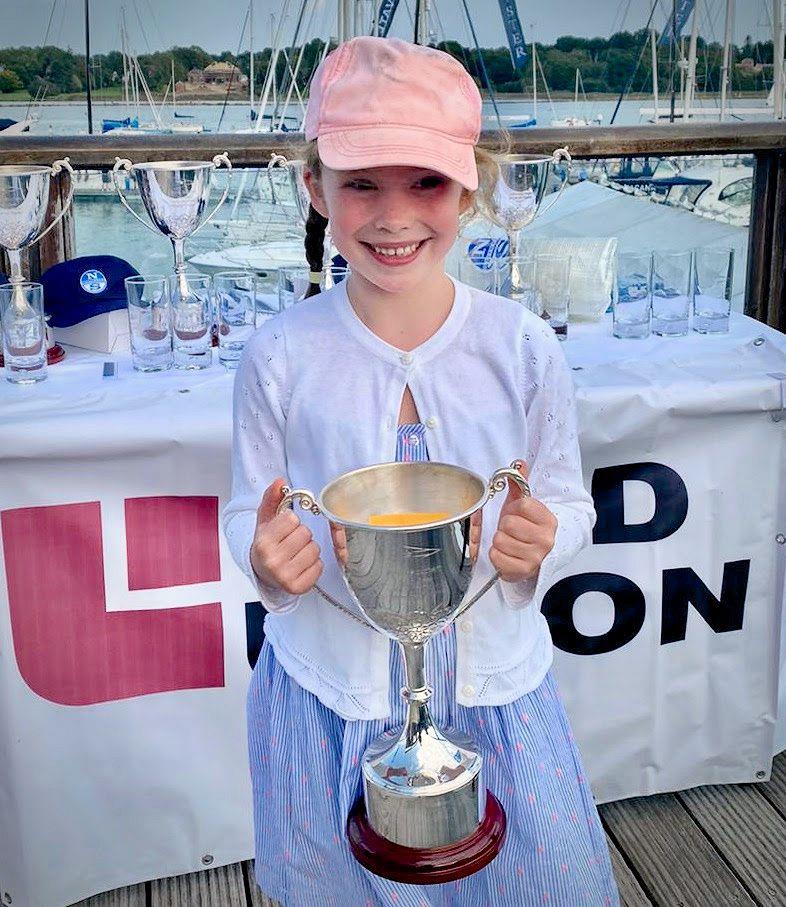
416 176 445 189
346 180 375 191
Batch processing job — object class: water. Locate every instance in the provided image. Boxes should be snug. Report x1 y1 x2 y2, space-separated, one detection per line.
2 313 47 382
693 293 731 334
612 317 651 340
652 292 690 336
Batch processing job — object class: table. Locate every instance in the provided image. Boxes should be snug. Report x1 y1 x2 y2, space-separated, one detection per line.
1 313 784 907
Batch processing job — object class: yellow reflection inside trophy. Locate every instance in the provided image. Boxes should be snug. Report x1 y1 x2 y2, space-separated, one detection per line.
368 511 450 527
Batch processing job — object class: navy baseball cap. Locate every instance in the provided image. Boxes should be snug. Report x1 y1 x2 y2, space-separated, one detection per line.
41 255 140 328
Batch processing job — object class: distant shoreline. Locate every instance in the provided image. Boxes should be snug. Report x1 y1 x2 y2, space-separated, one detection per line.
0 91 770 107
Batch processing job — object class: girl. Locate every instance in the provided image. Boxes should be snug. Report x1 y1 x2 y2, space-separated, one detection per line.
223 36 619 907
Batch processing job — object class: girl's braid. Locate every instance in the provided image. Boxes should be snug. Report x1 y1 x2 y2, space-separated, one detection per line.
304 203 329 299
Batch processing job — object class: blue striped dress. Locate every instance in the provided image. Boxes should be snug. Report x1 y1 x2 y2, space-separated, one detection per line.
247 423 620 906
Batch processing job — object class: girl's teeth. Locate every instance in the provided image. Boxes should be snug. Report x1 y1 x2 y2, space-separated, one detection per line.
372 243 419 257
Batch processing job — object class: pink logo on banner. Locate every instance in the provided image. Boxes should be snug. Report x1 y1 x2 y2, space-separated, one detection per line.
1 497 225 705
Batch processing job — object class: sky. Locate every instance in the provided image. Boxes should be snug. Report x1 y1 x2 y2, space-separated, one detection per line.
0 0 771 55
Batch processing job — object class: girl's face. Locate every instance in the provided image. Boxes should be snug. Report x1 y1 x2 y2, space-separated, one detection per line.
305 164 471 297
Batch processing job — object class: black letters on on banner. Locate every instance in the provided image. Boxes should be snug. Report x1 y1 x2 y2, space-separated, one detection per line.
592 462 688 544
661 561 750 644
542 573 646 655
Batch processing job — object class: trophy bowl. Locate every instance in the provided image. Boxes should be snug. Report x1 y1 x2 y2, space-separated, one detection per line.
0 159 74 365
279 460 530 883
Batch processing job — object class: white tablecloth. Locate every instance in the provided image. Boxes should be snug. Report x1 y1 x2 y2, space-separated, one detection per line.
1 312 784 907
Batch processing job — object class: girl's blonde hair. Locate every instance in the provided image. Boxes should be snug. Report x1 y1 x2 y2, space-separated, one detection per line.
292 137 508 297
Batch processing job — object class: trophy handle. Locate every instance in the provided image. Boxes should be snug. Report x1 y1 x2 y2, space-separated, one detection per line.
453 460 531 619
276 485 374 626
34 158 76 244
191 152 233 236
111 158 161 234
537 147 572 220
267 152 290 205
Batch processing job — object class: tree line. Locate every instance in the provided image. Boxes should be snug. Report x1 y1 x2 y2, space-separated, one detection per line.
0 31 779 98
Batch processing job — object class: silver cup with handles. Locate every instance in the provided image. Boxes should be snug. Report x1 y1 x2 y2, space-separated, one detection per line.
0 159 75 316
277 459 529 880
112 155 232 305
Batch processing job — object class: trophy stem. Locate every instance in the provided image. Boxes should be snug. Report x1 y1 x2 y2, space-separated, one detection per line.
5 249 37 317
171 238 190 302
400 642 436 748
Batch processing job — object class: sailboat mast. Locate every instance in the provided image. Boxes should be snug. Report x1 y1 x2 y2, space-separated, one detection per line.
417 0 430 44
719 0 734 121
774 0 785 119
684 0 700 119
650 27 659 121
84 0 93 134
532 39 537 120
249 0 255 111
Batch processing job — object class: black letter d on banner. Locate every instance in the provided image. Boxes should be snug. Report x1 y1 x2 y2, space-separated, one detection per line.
592 462 688 544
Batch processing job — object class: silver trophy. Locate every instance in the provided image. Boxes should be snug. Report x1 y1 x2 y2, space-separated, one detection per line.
112 155 232 304
278 460 529 883
0 159 75 363
486 148 571 305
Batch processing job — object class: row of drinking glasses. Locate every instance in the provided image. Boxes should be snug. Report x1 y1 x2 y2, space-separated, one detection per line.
126 266 349 373
613 248 734 339
456 246 735 340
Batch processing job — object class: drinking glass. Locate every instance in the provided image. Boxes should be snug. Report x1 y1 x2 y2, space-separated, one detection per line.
278 266 348 308
0 282 47 384
125 275 173 372
169 273 212 369
613 252 652 339
693 248 734 334
456 254 499 293
534 253 571 339
495 256 541 314
213 271 258 369
652 250 692 336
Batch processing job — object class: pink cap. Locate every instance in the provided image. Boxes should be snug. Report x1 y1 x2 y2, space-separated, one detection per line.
304 37 481 191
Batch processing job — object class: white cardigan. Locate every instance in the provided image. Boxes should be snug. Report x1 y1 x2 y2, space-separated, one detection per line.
222 278 595 720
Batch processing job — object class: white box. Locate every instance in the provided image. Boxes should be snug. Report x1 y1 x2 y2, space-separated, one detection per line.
52 309 130 354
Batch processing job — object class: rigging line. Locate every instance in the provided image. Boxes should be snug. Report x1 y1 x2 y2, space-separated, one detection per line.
217 4 251 132
458 0 502 126
132 0 154 55
41 0 59 46
275 0 310 106
610 0 660 124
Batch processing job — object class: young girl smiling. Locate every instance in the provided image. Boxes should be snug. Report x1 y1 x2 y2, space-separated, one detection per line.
224 36 619 907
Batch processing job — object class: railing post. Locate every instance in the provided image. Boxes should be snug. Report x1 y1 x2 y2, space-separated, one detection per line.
745 151 786 332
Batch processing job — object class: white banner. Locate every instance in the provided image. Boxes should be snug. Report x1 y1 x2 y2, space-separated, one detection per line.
1 318 785 906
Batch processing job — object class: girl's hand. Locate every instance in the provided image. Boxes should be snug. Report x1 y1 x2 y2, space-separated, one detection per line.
251 478 324 595
489 462 557 584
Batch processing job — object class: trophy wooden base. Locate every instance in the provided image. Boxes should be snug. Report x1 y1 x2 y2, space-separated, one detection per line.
347 790 506 885
0 343 65 368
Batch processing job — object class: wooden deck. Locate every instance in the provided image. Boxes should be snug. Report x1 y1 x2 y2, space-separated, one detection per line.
70 752 786 907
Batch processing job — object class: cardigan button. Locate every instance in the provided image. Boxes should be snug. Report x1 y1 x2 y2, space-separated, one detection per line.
400 353 413 365
461 684 476 698
425 417 438 429
460 621 473 634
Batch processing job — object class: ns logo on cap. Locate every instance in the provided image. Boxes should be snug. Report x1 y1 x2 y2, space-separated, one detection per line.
80 269 108 295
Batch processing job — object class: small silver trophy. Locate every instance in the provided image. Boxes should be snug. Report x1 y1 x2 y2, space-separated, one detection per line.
278 460 530 883
486 148 571 305
112 155 232 305
0 159 75 364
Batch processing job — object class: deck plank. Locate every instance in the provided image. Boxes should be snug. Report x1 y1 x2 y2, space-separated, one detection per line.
599 793 755 906
679 782 786 905
150 862 246 907
758 750 786 819
243 860 280 907
68 885 147 907
604 834 652 907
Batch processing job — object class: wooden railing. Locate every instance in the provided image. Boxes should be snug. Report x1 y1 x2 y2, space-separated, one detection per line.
1 123 785 330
